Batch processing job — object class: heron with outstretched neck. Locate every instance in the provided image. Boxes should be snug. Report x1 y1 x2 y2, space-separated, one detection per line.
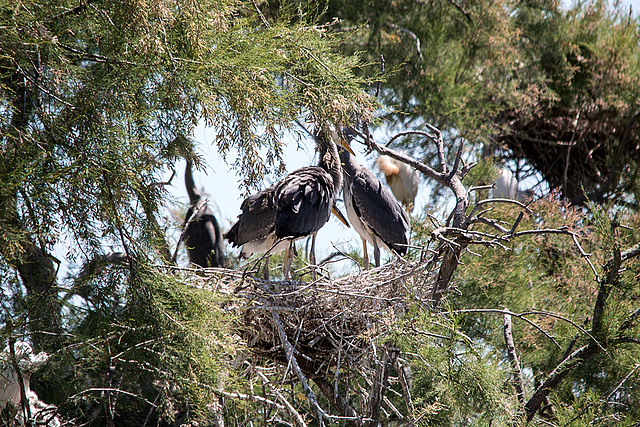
182 160 225 268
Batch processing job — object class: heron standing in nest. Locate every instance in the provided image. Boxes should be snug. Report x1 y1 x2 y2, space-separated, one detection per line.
182 160 225 268
338 130 410 268
226 124 352 280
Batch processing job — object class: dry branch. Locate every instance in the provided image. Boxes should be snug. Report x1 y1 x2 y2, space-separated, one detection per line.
503 314 526 408
257 370 308 427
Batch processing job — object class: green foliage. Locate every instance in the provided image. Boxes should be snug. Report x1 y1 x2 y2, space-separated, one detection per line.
442 199 640 423
40 262 237 424
390 307 515 426
0 0 374 424
0 0 376 277
1 0 639 425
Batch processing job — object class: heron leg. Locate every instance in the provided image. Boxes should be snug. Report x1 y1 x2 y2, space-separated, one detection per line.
283 241 294 280
262 255 270 281
310 232 317 280
362 238 369 270
373 243 381 268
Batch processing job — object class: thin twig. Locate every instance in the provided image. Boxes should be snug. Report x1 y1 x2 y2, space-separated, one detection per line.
272 311 326 426
443 308 561 349
257 371 308 427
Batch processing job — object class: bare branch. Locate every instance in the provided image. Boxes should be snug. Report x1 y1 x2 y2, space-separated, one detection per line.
257 371 308 427
621 242 640 263
215 389 284 411
524 343 597 422
272 311 327 425
468 198 532 219
503 314 526 408
592 241 622 338
444 308 562 349
394 358 415 421
313 377 363 426
70 388 158 408
47 0 101 21
386 23 423 62
365 346 396 427
522 310 606 354
469 216 511 234
449 138 465 178
364 129 442 181
57 42 138 66
251 0 271 28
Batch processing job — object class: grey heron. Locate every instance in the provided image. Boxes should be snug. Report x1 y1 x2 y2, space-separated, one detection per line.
182 160 225 268
226 125 352 279
339 133 410 268
377 153 419 212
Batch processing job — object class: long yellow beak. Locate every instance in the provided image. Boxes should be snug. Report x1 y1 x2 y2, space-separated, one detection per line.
331 204 350 228
337 137 355 155
327 127 355 155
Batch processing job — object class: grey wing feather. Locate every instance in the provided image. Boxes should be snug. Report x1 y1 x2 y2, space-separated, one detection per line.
225 186 276 247
274 167 335 238
351 169 410 255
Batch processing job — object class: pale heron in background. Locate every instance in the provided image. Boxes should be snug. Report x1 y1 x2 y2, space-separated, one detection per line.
377 153 419 212
493 167 533 201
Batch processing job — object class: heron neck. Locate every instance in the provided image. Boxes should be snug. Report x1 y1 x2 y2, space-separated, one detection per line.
319 136 343 191
185 160 201 202
338 147 358 176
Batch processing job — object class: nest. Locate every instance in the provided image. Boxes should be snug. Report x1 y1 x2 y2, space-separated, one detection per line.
185 259 434 373
496 105 640 201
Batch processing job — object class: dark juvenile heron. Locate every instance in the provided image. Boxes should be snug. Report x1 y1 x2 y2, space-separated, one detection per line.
377 153 419 212
339 132 410 268
226 125 352 279
225 184 348 279
183 160 225 268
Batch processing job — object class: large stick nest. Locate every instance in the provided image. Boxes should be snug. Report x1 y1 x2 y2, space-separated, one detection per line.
496 105 640 201
188 259 434 371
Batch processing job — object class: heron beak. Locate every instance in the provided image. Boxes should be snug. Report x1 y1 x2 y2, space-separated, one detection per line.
337 137 355 155
331 205 350 228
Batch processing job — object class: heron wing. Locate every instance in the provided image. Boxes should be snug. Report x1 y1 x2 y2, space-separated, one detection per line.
351 168 410 255
225 186 276 247
274 166 335 238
